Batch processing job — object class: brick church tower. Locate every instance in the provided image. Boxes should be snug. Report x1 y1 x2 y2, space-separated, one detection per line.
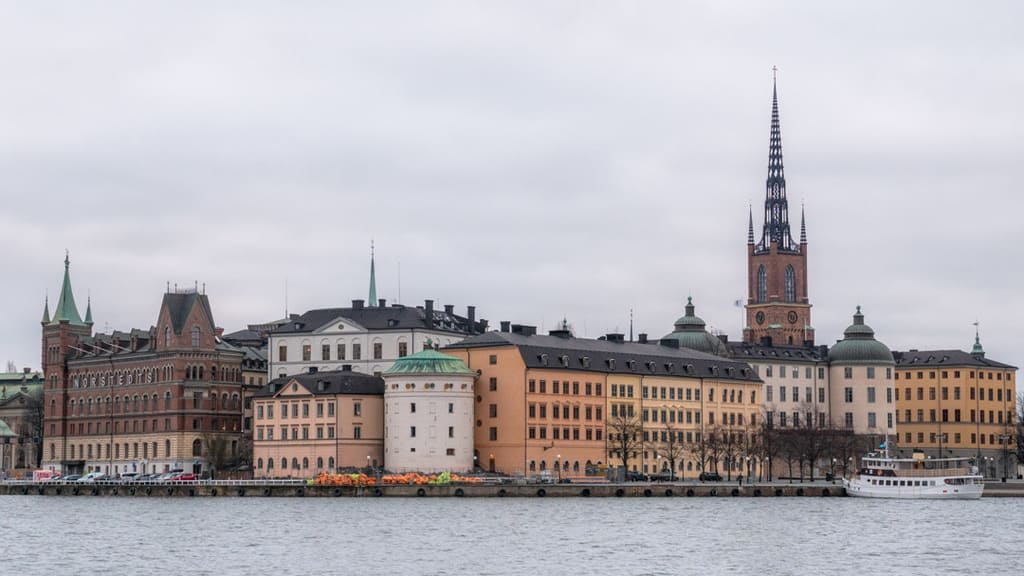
743 72 813 346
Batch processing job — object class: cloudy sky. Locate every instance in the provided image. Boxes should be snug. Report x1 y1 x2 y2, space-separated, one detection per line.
2 2 1022 376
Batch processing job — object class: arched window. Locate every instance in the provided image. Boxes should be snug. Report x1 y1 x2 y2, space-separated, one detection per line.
281 458 288 470
198 366 204 380
222 394 229 410
164 326 171 348
302 457 309 469
50 398 56 416
165 440 171 457
328 457 335 470
784 265 796 303
258 458 264 470
165 391 172 410
192 439 202 457
191 326 201 347
267 458 273 470
292 457 300 470
211 366 217 381
539 461 546 471
757 265 767 303
316 457 324 469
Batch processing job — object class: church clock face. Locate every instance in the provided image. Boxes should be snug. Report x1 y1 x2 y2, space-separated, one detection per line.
788 311 798 324
755 311 765 325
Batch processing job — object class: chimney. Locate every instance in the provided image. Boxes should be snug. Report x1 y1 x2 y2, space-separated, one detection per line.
378 299 387 308
638 333 648 344
604 333 624 343
513 325 537 336
500 321 511 333
467 306 476 334
480 319 488 332
425 300 434 328
352 299 365 310
23 367 31 375
444 304 454 315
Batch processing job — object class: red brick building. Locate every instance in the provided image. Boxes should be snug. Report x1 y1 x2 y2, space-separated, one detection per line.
41 256 254 477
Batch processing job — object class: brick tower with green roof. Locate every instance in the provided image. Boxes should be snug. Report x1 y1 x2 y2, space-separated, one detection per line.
40 253 93 471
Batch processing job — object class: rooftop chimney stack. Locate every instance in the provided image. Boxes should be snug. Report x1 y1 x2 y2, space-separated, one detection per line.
467 306 476 334
500 321 511 333
444 304 454 315
425 299 434 329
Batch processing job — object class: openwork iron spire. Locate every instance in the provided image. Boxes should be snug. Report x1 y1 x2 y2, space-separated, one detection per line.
368 240 377 306
747 203 755 245
800 202 807 244
758 67 798 253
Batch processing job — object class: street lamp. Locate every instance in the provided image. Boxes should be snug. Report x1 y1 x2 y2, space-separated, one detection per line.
936 433 947 459
556 454 561 482
998 434 1012 482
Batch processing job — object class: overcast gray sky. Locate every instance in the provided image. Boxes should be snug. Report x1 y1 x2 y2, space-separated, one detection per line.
2 1 1022 378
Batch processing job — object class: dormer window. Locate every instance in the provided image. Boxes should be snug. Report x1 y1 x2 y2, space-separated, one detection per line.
559 355 569 367
539 353 549 366
580 356 590 368
664 362 674 372
646 361 656 372
606 359 616 370
191 326 201 347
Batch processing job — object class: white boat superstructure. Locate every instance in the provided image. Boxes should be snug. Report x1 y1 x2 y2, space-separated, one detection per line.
844 451 984 499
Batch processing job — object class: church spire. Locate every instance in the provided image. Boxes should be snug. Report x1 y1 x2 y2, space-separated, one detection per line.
368 241 377 306
800 202 807 244
41 295 50 324
747 203 755 245
758 67 797 253
51 251 85 325
85 295 93 325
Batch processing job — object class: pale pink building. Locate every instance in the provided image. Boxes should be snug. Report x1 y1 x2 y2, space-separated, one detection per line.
252 366 384 478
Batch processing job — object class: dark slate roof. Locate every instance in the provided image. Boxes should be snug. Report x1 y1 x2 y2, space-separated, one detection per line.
255 369 385 398
893 350 1016 370
163 292 215 335
726 341 829 364
445 331 760 383
271 304 483 335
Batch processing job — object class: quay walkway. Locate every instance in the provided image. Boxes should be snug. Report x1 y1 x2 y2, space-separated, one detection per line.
0 479 844 498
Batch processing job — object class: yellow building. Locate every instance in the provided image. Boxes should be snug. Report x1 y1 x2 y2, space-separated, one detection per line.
444 323 762 480
894 337 1017 479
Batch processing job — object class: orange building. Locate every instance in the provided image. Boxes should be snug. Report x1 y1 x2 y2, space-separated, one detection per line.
894 338 1017 479
445 324 762 480
252 367 384 478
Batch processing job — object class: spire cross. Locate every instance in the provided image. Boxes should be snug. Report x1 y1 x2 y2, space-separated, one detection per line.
772 65 778 80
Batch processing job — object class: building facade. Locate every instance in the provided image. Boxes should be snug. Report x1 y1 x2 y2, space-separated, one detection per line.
41 257 251 476
744 75 814 346
827 308 895 438
383 349 476 473
268 299 485 379
444 324 763 480
252 367 384 478
894 336 1017 479
0 370 44 473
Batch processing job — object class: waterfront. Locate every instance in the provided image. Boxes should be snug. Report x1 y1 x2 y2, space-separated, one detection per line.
2 496 1023 575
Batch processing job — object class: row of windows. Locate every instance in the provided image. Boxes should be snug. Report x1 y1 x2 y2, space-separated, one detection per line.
706 412 756 427
527 427 603 441
898 408 1014 424
526 403 603 421
528 380 604 396
256 456 335 470
64 415 235 436
766 385 827 404
840 386 894 404
759 365 827 380
765 411 892 430
63 392 240 416
256 426 344 440
256 401 347 419
643 409 702 425
902 432 1013 445
896 370 1012 382
896 386 1013 403
754 264 798 303
279 340 434 363
54 438 210 461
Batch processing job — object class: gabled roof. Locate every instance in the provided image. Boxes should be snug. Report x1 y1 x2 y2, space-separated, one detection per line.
254 368 384 398
162 292 215 335
893 349 1016 370
446 331 760 383
726 341 829 364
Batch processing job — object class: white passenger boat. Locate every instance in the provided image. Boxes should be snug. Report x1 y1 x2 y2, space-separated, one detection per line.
844 450 984 499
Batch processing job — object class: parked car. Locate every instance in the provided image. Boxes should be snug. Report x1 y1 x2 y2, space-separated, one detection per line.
60 474 82 482
119 473 141 484
172 473 197 482
77 472 107 483
136 473 161 482
699 471 723 482
157 469 185 482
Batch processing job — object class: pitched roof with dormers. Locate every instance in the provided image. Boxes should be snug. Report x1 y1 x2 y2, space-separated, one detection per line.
272 304 483 336
445 330 760 383
893 349 1016 370
254 368 385 398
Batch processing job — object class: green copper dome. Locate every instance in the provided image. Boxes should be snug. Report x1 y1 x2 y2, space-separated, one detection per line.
828 306 894 365
384 348 477 375
662 297 729 357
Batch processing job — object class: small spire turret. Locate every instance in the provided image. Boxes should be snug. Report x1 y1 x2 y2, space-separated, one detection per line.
800 202 807 244
41 295 50 324
368 240 377 306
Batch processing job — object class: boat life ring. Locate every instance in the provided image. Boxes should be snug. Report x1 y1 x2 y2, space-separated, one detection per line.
580 488 591 497
416 488 426 497
536 488 546 497
333 488 342 497
664 489 673 497
211 488 218 497
237 488 246 497
262 488 271 497
454 488 464 497
615 488 625 497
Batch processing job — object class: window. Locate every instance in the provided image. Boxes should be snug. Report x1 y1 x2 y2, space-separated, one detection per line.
322 344 330 360
757 265 767 302
373 342 382 360
784 265 796 302
191 326 201 347
302 404 309 418
302 344 311 361
844 367 853 379
867 367 875 379
410 426 416 438
489 377 497 391
316 403 323 418
766 385 773 402
337 343 346 360
489 427 497 441
867 412 877 428
398 342 408 357
352 343 361 360
489 354 497 365
328 403 335 417
448 402 454 413
844 387 853 403
867 387 876 403
354 426 361 439
448 426 454 438
410 402 416 414
844 412 853 428
489 404 497 418
278 345 287 362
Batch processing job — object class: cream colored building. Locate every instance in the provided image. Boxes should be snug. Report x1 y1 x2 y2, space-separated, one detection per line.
827 308 895 438
383 349 476 473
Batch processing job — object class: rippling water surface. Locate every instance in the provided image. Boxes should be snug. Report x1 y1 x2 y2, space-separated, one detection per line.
2 495 1023 575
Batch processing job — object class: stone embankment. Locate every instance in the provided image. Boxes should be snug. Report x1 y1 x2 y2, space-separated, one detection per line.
0 481 844 498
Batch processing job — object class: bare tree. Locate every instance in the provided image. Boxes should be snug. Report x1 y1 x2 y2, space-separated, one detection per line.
654 423 687 480
606 413 643 477
201 433 231 478
19 388 45 467
760 420 781 481
697 425 725 475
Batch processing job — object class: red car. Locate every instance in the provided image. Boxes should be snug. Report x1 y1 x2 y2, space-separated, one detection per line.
172 473 197 482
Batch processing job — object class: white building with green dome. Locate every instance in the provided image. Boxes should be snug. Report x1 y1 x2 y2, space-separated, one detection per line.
383 348 477 473
828 307 895 437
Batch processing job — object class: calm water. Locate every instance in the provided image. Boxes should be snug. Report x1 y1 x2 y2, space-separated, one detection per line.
2 495 1023 575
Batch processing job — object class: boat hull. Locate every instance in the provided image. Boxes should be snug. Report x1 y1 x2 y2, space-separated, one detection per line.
844 478 983 499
